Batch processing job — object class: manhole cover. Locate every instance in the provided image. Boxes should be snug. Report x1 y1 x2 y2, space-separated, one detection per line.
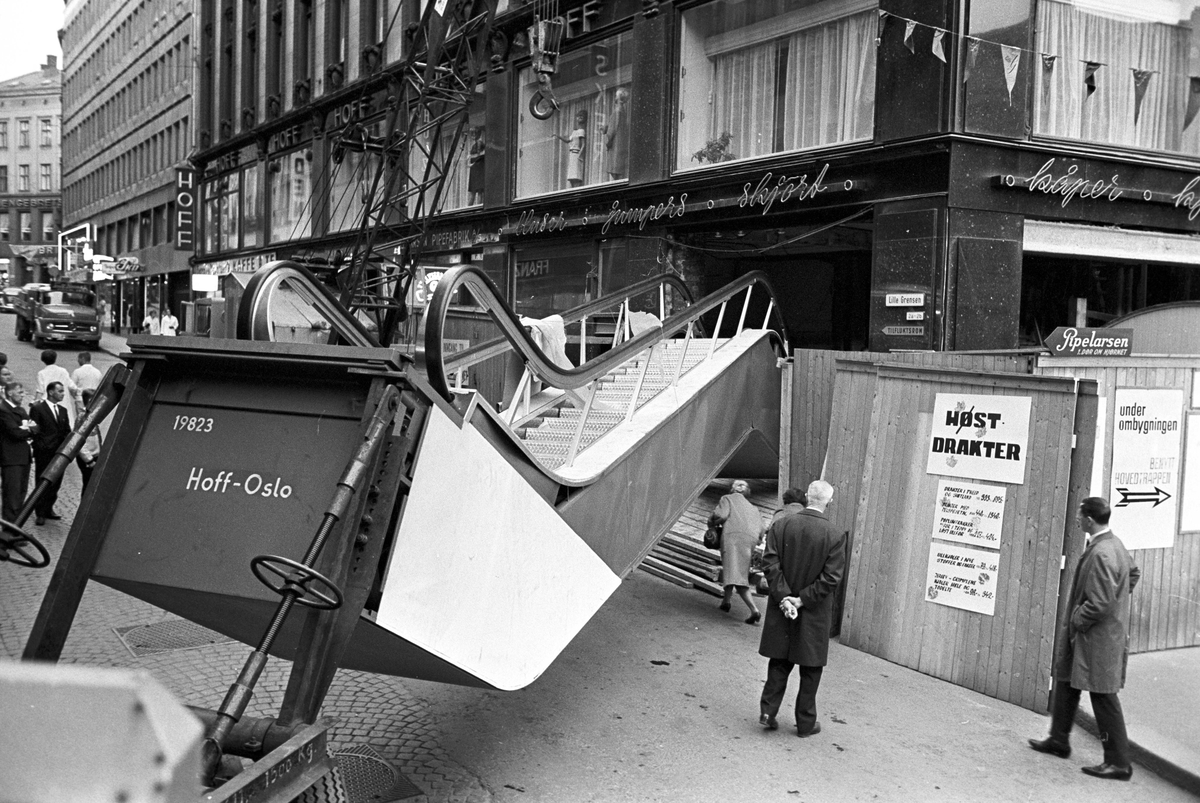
114 619 237 657
334 745 424 802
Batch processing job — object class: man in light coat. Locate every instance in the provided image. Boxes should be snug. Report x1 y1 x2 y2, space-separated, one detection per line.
1029 496 1140 780
757 479 845 737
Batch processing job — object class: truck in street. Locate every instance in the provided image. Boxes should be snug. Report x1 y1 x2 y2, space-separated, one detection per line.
12 283 102 349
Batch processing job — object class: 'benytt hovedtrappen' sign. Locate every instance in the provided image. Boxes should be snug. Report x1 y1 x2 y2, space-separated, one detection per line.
927 394 1032 485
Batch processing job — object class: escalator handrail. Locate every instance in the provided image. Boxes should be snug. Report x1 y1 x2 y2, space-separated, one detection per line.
421 266 789 401
238 260 381 347
431 272 695 380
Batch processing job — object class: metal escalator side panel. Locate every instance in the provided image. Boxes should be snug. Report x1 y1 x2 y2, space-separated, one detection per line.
556 335 782 579
372 402 621 691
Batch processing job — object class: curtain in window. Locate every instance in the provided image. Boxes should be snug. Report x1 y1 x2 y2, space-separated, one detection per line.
710 42 778 162
783 8 876 151
1036 1 1192 154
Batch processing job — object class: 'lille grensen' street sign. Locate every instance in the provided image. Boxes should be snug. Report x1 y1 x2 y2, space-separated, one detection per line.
1044 327 1133 357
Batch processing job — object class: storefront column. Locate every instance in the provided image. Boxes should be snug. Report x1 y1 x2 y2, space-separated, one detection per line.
628 5 672 185
944 209 1022 350
870 199 946 352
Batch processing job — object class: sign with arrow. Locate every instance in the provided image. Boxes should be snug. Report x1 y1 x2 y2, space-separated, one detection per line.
1109 388 1183 549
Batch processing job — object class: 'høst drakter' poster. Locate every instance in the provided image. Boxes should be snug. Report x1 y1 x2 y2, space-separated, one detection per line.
927 394 1032 485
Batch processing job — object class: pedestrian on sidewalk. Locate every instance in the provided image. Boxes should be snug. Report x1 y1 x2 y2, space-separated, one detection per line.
161 307 179 336
29 381 70 526
0 381 36 523
757 479 845 737
76 388 102 491
1029 496 1141 781
37 350 80 427
72 352 103 397
142 308 160 335
711 479 764 624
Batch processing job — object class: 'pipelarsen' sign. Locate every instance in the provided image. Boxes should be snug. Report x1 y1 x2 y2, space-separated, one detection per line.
1044 327 1133 357
927 393 1032 485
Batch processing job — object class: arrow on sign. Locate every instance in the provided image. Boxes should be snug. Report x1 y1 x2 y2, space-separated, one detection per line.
1115 487 1172 508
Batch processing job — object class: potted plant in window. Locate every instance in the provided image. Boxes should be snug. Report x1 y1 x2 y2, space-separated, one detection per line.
692 132 735 165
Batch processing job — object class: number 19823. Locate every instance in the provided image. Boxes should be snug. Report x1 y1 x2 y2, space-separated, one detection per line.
173 415 214 432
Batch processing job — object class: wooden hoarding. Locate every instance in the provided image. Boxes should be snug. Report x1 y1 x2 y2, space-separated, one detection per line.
830 364 1090 712
1037 356 1200 653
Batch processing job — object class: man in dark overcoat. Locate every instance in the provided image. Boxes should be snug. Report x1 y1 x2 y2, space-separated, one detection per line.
0 381 36 523
1029 496 1140 781
757 479 845 737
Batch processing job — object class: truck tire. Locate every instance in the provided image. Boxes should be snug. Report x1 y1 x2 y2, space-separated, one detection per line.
16 317 30 342
33 334 44 349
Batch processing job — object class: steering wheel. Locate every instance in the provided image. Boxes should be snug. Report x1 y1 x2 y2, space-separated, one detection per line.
0 519 50 569
250 555 343 610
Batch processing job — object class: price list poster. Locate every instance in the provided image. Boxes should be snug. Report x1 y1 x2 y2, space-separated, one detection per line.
923 394 1030 617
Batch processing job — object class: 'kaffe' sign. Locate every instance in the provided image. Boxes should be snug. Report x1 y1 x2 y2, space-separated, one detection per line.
927 394 1032 485
1109 388 1183 550
1044 327 1133 357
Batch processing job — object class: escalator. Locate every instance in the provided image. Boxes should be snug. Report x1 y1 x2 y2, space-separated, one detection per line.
29 263 788 692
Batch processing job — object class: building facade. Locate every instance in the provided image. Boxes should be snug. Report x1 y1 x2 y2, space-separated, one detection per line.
61 0 195 332
0 57 62 287
190 0 1200 354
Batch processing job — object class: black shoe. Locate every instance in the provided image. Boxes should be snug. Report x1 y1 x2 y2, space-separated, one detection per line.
43 512 61 520
718 601 731 613
745 610 761 625
35 516 45 526
796 722 821 738
1081 763 1132 781
1028 737 1071 759
759 713 778 731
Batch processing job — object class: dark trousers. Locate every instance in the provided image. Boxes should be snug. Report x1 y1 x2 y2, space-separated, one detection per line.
33 450 61 518
76 456 94 491
1 463 29 522
1050 680 1131 768
760 659 823 734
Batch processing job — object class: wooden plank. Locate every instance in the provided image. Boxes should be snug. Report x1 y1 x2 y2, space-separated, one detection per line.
642 556 722 595
638 563 694 589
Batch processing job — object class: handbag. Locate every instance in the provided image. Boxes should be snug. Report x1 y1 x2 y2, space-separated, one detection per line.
703 522 723 550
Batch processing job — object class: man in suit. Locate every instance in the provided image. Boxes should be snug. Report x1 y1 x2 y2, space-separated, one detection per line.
30 381 71 526
757 479 846 737
0 381 36 523
1029 496 1141 781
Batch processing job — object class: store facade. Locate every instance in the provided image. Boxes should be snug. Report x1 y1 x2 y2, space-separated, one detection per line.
191 0 1200 353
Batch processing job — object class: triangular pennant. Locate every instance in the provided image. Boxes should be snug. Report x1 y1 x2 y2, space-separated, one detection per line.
1132 69 1153 124
931 29 946 63
904 20 917 54
964 39 980 85
876 10 888 47
1185 76 1200 131
1084 61 1102 98
1001 45 1021 105
1041 54 1057 72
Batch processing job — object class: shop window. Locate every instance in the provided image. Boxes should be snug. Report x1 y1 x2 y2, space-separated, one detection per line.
1035 0 1200 156
0 218 8 241
513 241 596 320
331 118 385 232
19 212 31 242
243 166 262 248
408 83 486 212
269 149 314 242
42 213 55 243
515 33 634 198
676 0 876 173
203 171 241 253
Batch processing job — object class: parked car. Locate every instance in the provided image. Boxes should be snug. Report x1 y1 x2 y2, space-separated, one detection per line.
0 288 22 314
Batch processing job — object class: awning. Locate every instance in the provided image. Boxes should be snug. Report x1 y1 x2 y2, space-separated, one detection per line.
1024 220 1200 265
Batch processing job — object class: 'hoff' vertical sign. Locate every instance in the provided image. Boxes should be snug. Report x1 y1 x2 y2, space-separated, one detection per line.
927 394 1032 485
175 168 195 251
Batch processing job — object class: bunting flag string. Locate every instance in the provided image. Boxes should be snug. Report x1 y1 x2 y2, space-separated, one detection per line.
931 29 947 63
1132 69 1154 124
881 11 1200 135
1001 45 1021 105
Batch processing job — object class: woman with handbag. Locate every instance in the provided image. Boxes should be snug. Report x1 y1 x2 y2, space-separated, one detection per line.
709 479 764 624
